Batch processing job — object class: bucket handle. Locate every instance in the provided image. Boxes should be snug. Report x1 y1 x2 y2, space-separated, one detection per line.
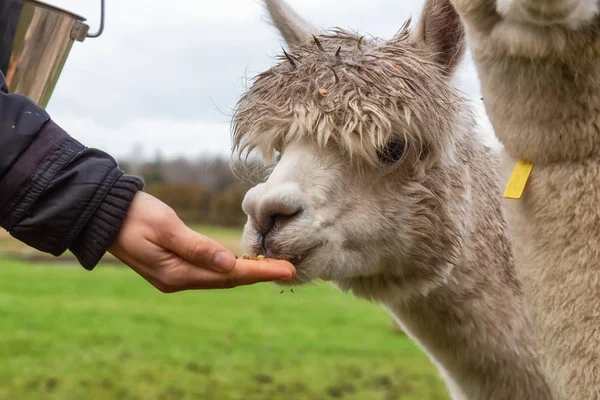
86 0 105 38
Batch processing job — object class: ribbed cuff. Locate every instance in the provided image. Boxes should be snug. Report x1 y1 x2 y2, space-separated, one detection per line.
69 174 144 270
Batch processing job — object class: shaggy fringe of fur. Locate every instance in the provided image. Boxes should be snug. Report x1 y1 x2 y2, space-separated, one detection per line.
231 22 464 168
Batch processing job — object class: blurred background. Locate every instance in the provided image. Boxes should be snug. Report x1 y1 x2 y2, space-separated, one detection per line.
0 0 498 399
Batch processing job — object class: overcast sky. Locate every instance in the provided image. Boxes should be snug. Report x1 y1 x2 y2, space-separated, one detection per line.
44 0 495 161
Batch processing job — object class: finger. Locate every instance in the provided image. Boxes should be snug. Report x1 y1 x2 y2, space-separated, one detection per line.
234 258 297 279
177 258 297 291
212 259 297 289
160 222 237 273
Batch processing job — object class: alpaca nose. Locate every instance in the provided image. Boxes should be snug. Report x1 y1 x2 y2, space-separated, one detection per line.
242 182 307 236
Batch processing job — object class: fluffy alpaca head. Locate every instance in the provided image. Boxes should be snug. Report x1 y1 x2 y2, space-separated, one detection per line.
233 0 474 298
233 0 466 167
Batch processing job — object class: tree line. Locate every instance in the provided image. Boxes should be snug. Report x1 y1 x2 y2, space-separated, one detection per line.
118 153 267 227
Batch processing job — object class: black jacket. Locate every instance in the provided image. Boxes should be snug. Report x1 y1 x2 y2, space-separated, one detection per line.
0 72 144 269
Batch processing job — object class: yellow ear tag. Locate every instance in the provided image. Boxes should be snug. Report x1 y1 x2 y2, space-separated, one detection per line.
504 159 534 199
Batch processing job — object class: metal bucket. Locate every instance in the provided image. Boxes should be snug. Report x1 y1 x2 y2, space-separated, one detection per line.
0 0 105 108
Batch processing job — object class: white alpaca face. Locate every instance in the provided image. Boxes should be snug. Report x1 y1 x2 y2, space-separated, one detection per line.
235 0 468 290
241 139 416 284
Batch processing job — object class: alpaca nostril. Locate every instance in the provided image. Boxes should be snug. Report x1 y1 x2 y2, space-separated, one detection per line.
260 208 303 236
271 209 302 230
242 182 308 239
259 209 303 252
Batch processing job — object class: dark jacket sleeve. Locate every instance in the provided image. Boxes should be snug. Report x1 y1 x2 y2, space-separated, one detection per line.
0 73 144 270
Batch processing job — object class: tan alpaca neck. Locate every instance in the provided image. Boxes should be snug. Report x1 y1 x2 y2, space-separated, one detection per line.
336 237 553 400
383 273 552 400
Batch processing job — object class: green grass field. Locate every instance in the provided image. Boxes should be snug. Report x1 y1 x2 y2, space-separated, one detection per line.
0 226 449 400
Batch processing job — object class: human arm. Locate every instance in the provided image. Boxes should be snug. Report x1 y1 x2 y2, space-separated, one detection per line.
0 72 295 290
0 73 138 269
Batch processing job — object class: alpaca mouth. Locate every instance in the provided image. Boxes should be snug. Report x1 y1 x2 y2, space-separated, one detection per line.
289 249 310 266
275 244 321 268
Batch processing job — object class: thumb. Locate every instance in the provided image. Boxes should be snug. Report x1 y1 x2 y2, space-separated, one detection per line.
161 222 237 273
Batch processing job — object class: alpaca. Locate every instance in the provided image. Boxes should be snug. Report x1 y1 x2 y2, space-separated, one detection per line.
231 0 553 398
448 0 600 398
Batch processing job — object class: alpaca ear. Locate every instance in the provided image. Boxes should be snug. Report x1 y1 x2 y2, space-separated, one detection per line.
408 0 466 77
263 0 316 48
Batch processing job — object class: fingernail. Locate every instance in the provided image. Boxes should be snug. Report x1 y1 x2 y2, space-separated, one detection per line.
213 251 235 272
281 271 295 280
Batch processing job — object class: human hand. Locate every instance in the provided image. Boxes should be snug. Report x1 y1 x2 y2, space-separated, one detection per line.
108 192 296 293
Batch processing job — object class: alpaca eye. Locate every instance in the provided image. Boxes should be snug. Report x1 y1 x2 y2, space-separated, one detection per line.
377 137 406 165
